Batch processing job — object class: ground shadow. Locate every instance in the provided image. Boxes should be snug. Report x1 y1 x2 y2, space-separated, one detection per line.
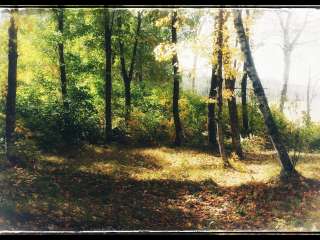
0 148 320 231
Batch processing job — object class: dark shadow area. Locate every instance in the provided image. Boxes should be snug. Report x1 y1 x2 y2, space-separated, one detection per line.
1 150 319 231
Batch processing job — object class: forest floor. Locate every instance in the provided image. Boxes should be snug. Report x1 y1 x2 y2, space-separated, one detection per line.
0 141 320 231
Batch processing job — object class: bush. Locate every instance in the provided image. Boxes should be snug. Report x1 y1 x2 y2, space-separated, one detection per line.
241 134 266 153
16 83 102 150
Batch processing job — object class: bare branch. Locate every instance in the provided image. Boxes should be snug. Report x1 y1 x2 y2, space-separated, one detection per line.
290 12 309 47
276 11 286 32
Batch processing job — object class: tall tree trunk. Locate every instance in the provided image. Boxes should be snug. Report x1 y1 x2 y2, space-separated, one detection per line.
118 12 142 125
56 8 72 142
216 10 228 164
279 49 291 113
5 10 18 164
208 66 218 148
233 10 296 177
56 8 70 133
171 11 183 146
118 40 130 124
241 65 249 137
226 77 243 159
241 10 250 137
104 9 114 143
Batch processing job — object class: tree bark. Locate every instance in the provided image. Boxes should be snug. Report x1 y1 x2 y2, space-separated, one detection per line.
55 8 70 139
216 10 228 164
241 65 249 137
241 10 250 137
5 10 18 164
118 11 142 125
57 8 69 114
104 9 114 143
233 10 296 176
171 11 183 146
208 65 218 148
226 77 243 159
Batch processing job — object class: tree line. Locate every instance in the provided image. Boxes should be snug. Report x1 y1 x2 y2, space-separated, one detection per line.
2 8 297 178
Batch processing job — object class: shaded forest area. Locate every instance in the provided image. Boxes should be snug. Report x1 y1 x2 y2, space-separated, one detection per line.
0 8 320 231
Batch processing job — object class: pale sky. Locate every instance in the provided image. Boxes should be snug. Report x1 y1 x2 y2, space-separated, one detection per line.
179 8 320 122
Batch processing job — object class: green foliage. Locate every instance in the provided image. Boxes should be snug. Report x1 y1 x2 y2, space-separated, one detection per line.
241 134 266 153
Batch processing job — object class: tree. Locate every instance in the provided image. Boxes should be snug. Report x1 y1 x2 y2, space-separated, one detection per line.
216 9 228 164
241 10 250 137
5 9 18 165
207 13 219 148
276 10 308 113
171 10 183 146
103 8 115 143
233 9 296 177
54 8 70 131
117 10 142 125
222 12 243 159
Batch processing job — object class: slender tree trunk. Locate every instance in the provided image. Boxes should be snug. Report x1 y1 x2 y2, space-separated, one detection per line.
226 77 243 158
171 11 183 146
233 10 296 177
241 66 249 137
118 12 142 125
5 10 18 164
216 10 228 164
208 66 218 148
241 10 250 137
104 9 114 143
56 8 70 138
118 41 130 124
279 49 291 113
57 8 68 113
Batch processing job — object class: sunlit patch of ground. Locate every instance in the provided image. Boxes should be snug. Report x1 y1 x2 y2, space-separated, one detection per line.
0 143 320 231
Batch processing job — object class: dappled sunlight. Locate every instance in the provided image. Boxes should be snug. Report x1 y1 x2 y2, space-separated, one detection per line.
43 155 66 164
1 144 320 230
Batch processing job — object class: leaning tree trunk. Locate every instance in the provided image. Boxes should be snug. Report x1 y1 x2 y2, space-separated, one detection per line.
241 65 249 137
216 9 228 164
171 11 183 146
104 9 114 143
279 49 291 113
241 10 250 137
226 77 243 159
5 11 18 164
233 9 296 177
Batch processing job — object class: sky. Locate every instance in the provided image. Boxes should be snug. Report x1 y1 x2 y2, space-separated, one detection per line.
178 8 320 122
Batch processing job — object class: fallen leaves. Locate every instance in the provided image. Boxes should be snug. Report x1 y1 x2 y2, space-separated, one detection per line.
1 147 320 231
